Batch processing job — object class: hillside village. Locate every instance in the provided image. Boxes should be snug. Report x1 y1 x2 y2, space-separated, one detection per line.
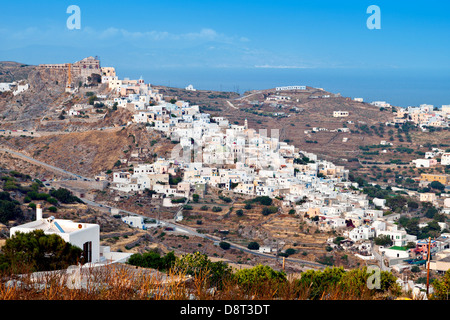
1 57 450 297
77 58 450 278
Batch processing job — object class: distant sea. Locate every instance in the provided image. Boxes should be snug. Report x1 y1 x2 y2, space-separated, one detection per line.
122 67 450 108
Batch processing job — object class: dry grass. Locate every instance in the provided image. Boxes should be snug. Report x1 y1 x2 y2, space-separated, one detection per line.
0 263 401 300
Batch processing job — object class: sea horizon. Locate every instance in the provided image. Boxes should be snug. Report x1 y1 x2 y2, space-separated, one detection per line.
118 66 450 109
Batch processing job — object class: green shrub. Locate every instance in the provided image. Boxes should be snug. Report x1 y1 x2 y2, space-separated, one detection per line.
262 206 278 216
127 251 176 271
0 230 82 273
247 242 260 250
219 242 231 250
172 252 232 288
234 264 286 294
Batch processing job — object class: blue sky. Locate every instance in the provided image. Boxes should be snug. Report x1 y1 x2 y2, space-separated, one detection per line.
1 0 450 71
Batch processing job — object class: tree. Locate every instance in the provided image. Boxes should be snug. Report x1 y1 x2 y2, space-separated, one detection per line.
424 205 439 219
234 264 286 294
284 248 296 256
430 181 445 192
386 195 407 212
432 269 450 300
192 194 199 203
374 235 393 246
219 242 231 250
411 266 421 273
405 218 421 237
262 206 278 216
88 95 98 105
295 266 400 300
236 209 244 217
49 188 81 204
0 196 23 224
0 230 82 273
127 251 175 271
295 267 346 300
172 252 232 288
247 242 260 250
407 200 419 210
252 196 272 206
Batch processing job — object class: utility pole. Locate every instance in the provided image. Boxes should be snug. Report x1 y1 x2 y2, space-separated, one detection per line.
426 237 432 295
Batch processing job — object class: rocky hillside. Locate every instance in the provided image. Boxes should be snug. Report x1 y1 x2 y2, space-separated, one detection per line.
0 61 35 82
2 124 175 177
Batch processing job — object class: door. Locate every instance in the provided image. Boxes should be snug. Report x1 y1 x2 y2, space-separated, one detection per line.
83 241 92 263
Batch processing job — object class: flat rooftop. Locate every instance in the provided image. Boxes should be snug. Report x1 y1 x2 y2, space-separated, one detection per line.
11 218 98 235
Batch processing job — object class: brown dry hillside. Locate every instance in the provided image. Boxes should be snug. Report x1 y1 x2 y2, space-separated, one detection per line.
0 61 36 82
2 124 175 177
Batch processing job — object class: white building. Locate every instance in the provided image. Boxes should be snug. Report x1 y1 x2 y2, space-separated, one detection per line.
0 82 14 92
9 205 132 265
185 84 197 91
441 153 450 166
122 215 146 230
333 111 349 118
13 83 29 96
373 198 387 209
371 101 391 108
377 228 410 247
347 225 376 242
276 85 306 91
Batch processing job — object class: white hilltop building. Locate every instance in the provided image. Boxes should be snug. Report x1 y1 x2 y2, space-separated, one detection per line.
9 204 132 265
185 84 196 91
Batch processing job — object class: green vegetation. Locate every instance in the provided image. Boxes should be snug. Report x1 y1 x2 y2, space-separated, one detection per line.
169 174 182 185
127 250 176 271
374 235 393 246
261 206 278 216
247 242 260 250
432 269 450 300
247 196 272 206
0 230 82 273
295 266 400 300
171 197 186 204
234 264 286 294
219 241 231 250
49 188 82 204
172 252 232 288
219 195 232 203
0 191 23 224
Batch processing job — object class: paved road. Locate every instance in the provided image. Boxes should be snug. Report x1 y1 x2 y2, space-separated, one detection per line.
226 100 238 109
233 90 262 101
0 126 120 137
0 147 324 269
0 148 93 182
